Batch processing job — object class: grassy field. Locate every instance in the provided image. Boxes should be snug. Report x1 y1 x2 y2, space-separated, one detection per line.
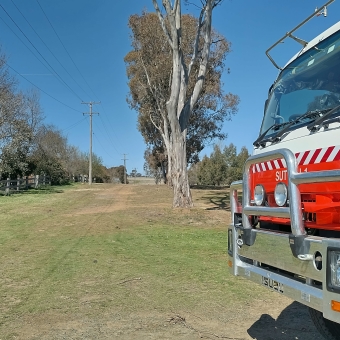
0 183 319 339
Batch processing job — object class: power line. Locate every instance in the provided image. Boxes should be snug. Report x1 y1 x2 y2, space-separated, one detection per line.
10 0 92 100
97 114 121 155
93 118 120 158
61 116 88 133
2 1 124 166
98 103 124 153
6 63 82 113
0 15 47 68
14 0 123 154
92 131 116 161
36 0 99 101
0 3 84 102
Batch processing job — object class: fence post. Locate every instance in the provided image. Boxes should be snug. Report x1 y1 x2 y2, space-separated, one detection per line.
17 176 20 191
35 174 39 189
5 177 10 195
26 176 28 190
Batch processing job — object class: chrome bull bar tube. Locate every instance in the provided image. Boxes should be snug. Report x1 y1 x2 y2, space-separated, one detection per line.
230 148 340 235
242 149 304 236
230 180 242 226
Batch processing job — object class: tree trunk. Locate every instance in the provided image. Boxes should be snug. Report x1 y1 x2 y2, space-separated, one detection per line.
161 160 167 184
170 134 193 208
151 0 216 208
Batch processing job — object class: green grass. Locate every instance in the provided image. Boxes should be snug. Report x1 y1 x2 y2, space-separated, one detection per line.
0 183 265 337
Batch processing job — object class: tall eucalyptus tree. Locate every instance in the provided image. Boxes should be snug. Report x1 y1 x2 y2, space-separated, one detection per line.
126 0 238 207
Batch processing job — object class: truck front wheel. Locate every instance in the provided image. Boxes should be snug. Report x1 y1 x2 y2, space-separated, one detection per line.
309 308 340 340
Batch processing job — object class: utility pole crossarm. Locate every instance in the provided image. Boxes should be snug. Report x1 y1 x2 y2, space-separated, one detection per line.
81 101 101 185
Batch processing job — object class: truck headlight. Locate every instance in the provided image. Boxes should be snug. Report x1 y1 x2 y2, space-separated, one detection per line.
254 185 265 206
274 183 288 206
328 249 340 290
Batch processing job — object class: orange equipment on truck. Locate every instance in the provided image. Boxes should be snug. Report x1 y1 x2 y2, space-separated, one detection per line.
228 1 340 339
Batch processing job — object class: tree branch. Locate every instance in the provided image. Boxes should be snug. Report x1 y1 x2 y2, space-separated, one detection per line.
152 0 173 48
149 112 162 132
187 4 205 78
162 0 173 15
138 53 168 134
139 53 155 95
184 1 202 10
180 0 214 130
212 0 224 8
190 0 213 105
212 38 224 44
173 0 180 14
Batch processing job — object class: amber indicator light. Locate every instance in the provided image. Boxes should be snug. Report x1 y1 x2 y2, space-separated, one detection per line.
331 300 340 312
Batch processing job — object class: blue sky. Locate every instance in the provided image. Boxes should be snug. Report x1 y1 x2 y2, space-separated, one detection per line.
0 0 339 174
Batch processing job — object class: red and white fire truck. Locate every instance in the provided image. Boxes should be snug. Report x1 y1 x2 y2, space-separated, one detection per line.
228 1 340 339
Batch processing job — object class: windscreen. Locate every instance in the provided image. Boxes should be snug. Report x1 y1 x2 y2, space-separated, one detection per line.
260 30 340 135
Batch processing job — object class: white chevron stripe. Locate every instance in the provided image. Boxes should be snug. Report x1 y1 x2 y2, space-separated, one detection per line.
252 145 340 173
327 145 340 162
303 150 314 165
314 147 328 163
296 152 305 165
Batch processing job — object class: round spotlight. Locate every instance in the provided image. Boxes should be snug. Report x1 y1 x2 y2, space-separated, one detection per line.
254 184 265 206
274 182 288 206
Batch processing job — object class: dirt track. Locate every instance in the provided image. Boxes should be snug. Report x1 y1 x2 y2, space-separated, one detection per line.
10 295 322 340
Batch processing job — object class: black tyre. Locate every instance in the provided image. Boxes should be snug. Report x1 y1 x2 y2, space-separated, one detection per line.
309 307 340 340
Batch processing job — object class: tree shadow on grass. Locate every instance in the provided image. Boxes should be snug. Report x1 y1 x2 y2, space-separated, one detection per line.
247 301 320 340
205 193 229 210
190 185 242 211
191 185 229 190
193 190 231 211
0 187 64 196
22 188 64 194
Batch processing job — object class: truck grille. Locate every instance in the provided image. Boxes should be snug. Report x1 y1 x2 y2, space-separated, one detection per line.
303 212 317 222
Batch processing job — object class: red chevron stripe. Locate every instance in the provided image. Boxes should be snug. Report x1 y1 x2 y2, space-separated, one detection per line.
277 159 284 168
321 146 335 162
334 149 340 161
251 146 340 173
299 151 310 165
309 148 322 164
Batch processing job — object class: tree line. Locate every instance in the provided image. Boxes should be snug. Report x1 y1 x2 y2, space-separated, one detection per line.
0 52 126 185
188 143 250 187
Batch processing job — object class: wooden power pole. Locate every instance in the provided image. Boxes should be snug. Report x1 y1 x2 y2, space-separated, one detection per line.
82 101 100 185
122 154 128 184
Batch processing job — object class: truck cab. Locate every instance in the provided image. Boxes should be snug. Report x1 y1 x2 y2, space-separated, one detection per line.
228 4 340 339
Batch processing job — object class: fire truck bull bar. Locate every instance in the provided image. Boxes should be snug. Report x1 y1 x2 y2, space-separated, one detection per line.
228 148 340 323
